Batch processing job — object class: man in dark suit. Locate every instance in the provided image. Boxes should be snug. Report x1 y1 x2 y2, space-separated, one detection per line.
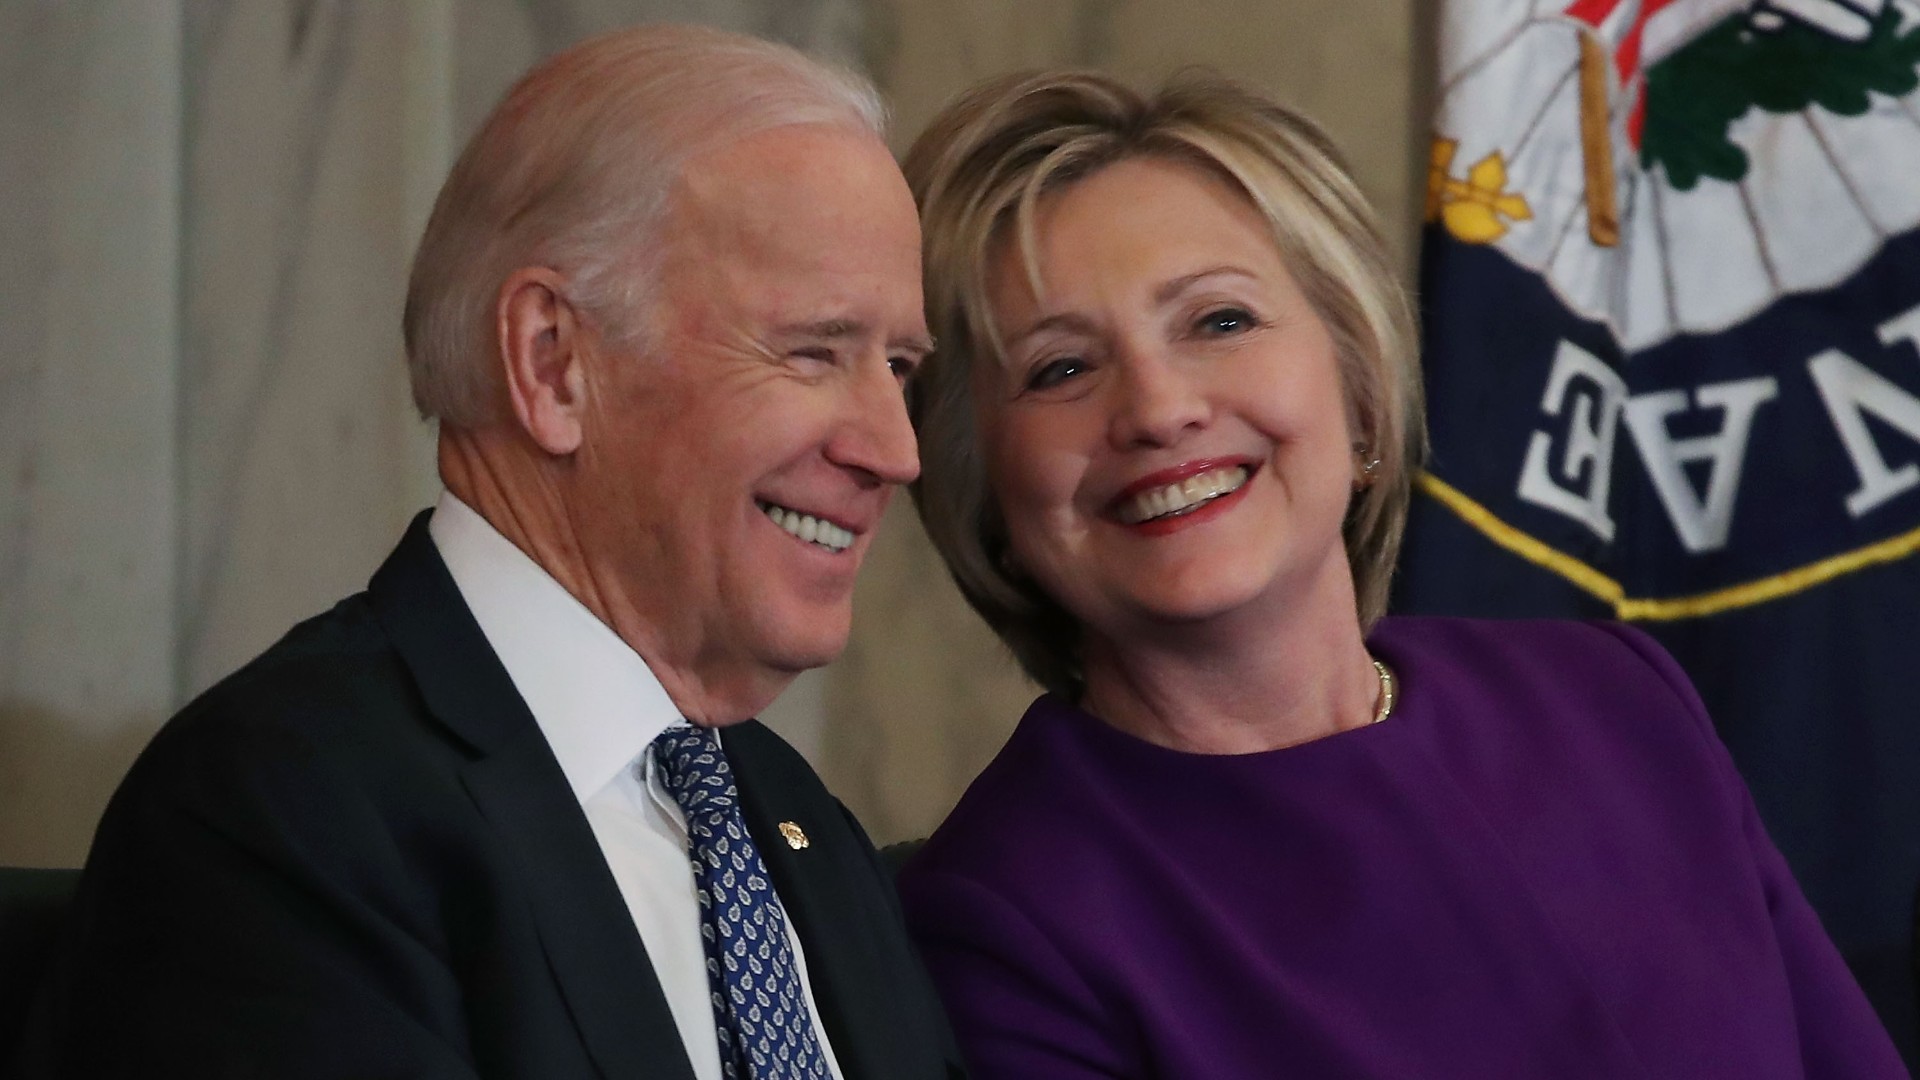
20 24 962 1080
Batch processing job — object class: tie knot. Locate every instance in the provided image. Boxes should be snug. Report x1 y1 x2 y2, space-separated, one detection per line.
650 724 738 821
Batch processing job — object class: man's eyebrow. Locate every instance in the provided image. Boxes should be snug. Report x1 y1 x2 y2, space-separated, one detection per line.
779 318 868 340
895 333 937 356
779 318 934 356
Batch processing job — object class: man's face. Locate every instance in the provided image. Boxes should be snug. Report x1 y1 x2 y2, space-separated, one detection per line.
571 124 928 710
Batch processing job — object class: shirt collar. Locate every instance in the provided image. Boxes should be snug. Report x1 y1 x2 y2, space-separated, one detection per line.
429 491 683 803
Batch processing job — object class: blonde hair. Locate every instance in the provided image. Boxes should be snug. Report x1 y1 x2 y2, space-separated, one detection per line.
403 24 886 427
905 70 1425 698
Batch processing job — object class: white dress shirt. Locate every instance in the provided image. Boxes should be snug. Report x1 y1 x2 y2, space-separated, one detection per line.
430 493 844 1080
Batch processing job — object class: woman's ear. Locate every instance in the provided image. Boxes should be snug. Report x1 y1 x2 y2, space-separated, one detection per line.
497 266 590 455
1351 439 1382 490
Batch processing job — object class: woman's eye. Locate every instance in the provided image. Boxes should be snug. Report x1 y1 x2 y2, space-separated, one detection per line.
1026 356 1086 391
1197 307 1258 336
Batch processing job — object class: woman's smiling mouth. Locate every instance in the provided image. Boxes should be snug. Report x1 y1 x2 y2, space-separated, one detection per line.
1113 465 1252 525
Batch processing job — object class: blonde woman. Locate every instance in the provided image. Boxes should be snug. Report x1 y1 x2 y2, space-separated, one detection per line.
896 70 1904 1078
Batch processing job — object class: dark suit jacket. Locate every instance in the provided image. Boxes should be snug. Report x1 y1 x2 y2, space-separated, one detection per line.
18 514 964 1079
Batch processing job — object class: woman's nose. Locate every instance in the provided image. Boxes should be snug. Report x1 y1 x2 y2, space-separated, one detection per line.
1106 350 1210 450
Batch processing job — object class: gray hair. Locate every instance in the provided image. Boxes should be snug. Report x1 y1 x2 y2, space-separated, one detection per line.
403 24 887 427
905 70 1425 699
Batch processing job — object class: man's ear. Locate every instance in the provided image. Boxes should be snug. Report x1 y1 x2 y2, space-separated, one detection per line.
497 266 589 455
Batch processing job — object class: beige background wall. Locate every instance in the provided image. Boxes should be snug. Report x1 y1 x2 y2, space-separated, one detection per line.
0 0 1426 865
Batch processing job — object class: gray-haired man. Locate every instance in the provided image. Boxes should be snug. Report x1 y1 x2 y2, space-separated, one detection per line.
24 25 962 1080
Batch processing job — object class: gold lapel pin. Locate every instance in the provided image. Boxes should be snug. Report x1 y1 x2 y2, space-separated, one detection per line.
778 821 810 850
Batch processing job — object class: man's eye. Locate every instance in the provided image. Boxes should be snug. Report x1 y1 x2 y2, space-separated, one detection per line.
1026 356 1087 391
1197 307 1258 335
792 347 837 365
887 355 916 382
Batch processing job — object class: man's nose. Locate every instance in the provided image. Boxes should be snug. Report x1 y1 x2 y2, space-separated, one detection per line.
1107 348 1210 450
828 357 921 486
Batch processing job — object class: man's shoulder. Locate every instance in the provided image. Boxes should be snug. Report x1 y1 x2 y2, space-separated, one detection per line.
120 587 463 824
167 591 411 746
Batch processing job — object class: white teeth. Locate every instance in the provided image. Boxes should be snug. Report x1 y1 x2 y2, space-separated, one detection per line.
760 501 853 552
1117 466 1250 525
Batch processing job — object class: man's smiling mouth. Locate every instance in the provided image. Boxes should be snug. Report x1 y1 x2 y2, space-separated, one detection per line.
758 500 855 552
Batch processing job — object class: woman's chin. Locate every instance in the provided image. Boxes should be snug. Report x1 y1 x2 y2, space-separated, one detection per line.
1099 580 1282 637
1073 554 1354 650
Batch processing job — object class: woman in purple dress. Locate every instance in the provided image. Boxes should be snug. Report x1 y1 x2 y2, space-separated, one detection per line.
895 69 1907 1078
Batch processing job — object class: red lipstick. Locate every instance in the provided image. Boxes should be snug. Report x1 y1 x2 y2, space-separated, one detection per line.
1106 458 1258 536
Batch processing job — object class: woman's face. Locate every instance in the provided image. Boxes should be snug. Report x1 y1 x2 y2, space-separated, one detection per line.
977 155 1359 644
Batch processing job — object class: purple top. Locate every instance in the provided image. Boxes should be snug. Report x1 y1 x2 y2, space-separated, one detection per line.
899 618 1907 1078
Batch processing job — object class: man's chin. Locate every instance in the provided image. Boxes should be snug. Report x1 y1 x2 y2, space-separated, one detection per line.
747 609 853 676
764 634 851 677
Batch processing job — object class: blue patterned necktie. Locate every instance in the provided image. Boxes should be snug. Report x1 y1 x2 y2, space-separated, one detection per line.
651 725 831 1079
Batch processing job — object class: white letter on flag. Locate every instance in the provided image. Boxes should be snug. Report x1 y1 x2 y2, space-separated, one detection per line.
1809 301 1920 519
1518 340 1628 541
1622 377 1778 553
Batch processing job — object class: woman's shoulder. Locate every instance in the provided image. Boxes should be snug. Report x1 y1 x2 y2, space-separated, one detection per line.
1370 613 1661 658
899 693 1136 905
1370 615 1702 716
1372 615 1737 813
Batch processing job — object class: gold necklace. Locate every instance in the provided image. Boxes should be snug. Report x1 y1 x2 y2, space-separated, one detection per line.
1370 658 1396 724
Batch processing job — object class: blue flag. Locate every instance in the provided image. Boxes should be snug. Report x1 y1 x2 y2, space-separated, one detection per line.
1396 0 1920 1057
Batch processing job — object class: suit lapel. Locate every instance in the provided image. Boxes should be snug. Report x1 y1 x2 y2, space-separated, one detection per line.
724 723 954 1080
460 735 694 1080
369 514 695 1080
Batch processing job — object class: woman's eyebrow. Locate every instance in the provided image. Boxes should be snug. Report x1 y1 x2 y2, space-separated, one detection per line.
1005 311 1099 346
1002 265 1264 346
1153 265 1259 305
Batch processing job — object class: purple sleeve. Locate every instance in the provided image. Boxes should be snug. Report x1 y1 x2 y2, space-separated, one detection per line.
1601 624 1910 1078
902 869 1130 1078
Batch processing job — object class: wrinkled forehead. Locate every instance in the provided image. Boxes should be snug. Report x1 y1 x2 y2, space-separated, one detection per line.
666 125 908 248
651 125 926 323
